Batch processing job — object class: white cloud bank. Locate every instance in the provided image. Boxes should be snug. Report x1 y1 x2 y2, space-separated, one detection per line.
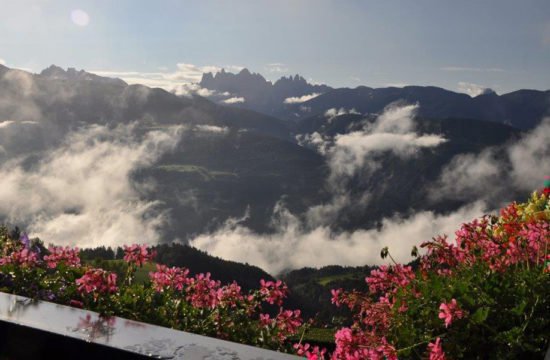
191 200 486 275
0 124 183 248
190 104 546 275
457 82 494 97
223 97 245 104
91 63 243 96
324 107 360 119
265 63 289 73
432 118 550 203
194 125 229 134
283 93 320 104
303 104 448 178
191 104 455 274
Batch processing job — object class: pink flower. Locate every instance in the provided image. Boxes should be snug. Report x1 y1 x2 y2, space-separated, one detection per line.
293 343 327 360
218 282 243 307
0 248 39 267
366 264 415 296
259 279 288 306
438 299 463 328
259 313 271 327
123 244 155 267
427 337 446 360
44 246 81 268
330 288 343 306
273 309 302 341
186 272 221 308
148 264 189 292
76 268 118 296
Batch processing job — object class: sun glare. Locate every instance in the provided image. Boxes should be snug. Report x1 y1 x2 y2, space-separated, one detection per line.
70 9 90 27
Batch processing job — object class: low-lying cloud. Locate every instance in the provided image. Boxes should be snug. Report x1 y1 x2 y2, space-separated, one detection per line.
0 123 183 248
91 63 244 93
304 104 448 178
192 104 454 274
190 104 545 276
265 63 289 73
194 125 229 134
432 118 550 204
324 107 360 119
283 93 320 104
223 96 245 104
191 201 487 274
457 81 494 97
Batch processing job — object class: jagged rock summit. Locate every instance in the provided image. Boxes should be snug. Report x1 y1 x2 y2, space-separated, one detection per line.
39 65 127 86
199 68 332 119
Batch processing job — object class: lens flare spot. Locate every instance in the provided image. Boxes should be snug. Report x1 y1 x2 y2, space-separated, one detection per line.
70 9 90 27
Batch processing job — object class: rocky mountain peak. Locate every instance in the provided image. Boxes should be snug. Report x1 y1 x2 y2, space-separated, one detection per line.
39 65 126 86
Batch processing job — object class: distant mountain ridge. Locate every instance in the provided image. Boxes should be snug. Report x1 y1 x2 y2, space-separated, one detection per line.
295 85 550 129
198 68 549 129
39 64 127 86
199 68 332 119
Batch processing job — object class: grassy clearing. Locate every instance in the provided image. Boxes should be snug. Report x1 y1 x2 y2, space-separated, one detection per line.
316 272 363 286
85 259 156 285
156 164 237 181
301 327 335 343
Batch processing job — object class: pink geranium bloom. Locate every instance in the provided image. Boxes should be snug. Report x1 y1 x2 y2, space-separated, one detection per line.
44 246 81 268
259 279 288 306
439 299 463 328
76 268 118 296
148 264 190 292
123 244 155 267
427 337 446 360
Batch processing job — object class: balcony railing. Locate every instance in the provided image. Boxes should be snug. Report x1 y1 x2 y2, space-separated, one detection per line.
0 291 300 359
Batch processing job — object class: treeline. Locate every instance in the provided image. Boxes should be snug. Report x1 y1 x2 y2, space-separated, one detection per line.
281 265 376 324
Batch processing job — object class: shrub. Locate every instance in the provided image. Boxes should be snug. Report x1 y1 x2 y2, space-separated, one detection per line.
0 234 303 352
299 186 549 359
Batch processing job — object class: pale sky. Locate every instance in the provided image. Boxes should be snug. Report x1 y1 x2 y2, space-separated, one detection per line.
1 0 549 94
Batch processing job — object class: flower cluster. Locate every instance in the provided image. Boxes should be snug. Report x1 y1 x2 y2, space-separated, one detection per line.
76 268 118 296
0 247 39 267
0 228 305 352
185 272 222 309
294 342 327 360
259 279 288 306
44 245 81 268
310 185 550 359
149 264 190 291
147 265 303 346
122 244 155 267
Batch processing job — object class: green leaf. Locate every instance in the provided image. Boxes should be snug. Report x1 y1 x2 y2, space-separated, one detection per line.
471 306 490 324
511 300 527 316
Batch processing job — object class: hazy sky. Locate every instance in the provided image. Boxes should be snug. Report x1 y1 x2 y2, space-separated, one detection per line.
1 0 549 94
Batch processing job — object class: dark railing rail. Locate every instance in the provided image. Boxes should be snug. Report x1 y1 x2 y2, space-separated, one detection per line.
0 292 300 359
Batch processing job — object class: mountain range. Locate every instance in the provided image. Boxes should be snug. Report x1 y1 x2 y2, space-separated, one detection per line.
200 68 549 129
0 64 548 275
